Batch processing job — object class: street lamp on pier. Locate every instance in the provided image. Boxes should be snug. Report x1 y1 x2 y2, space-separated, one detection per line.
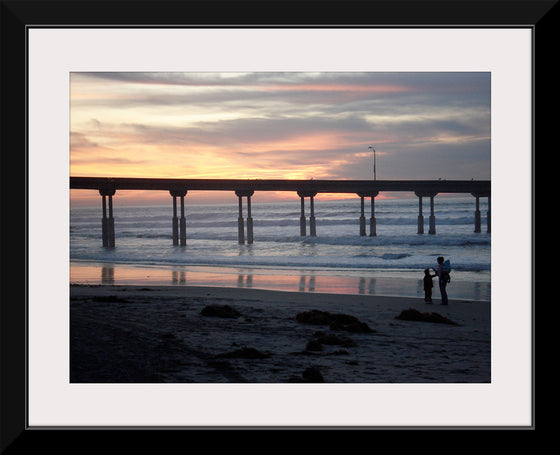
368 146 376 180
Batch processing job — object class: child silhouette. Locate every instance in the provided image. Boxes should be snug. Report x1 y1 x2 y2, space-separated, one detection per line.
423 268 437 303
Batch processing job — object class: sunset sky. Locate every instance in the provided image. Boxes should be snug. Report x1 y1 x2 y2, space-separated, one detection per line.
70 72 490 205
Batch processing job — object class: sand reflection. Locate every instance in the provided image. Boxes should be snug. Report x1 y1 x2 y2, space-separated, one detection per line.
101 266 114 284
70 262 490 301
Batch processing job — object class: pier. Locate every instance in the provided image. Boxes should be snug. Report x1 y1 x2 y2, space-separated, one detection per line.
70 177 491 247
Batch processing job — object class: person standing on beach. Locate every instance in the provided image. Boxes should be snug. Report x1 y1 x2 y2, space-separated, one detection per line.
423 268 437 303
434 256 451 305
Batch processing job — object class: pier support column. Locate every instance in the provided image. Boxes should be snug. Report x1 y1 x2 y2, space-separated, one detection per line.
237 194 245 244
170 189 188 246
297 191 317 236
417 195 424 234
99 187 116 248
472 191 490 234
416 191 436 235
107 193 115 247
247 194 254 244
101 193 108 247
429 195 436 235
474 195 481 233
172 195 179 245
369 194 378 237
309 195 316 237
359 196 366 236
358 192 378 236
235 190 255 244
180 194 187 246
299 195 306 236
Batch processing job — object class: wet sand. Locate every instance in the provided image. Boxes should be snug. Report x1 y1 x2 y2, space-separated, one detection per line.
70 261 492 302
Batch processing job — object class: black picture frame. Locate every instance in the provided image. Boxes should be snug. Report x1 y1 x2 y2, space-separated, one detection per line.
1 0 549 449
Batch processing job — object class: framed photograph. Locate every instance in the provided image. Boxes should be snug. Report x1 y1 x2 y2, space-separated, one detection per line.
2 0 548 446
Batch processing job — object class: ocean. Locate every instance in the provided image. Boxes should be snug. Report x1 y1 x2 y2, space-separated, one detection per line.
70 195 491 301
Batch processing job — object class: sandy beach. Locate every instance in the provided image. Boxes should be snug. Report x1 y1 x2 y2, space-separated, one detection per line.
70 284 490 383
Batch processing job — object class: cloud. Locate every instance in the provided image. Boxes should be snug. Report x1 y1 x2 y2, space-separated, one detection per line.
70 72 490 187
70 131 100 149
71 72 490 110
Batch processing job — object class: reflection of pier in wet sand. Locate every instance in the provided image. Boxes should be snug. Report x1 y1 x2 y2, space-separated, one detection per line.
101 266 114 284
71 177 491 248
73 263 490 301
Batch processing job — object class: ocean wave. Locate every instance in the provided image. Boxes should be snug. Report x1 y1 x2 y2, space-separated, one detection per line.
70 249 490 272
72 215 487 229
378 253 412 260
74 230 490 247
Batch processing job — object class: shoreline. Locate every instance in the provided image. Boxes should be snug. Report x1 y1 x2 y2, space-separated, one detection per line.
70 284 491 383
70 260 491 302
70 282 490 306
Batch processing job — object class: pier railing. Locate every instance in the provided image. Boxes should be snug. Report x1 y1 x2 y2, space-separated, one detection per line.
70 177 491 247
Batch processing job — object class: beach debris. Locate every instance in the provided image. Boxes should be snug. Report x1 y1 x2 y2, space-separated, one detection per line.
395 308 460 326
311 331 357 348
296 310 374 333
296 310 333 325
330 350 350 356
298 331 357 356
305 339 323 351
200 304 241 318
288 367 325 383
330 318 373 333
302 367 324 382
214 347 270 359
